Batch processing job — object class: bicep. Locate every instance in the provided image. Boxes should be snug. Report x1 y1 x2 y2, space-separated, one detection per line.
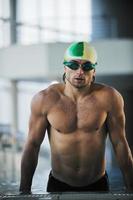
28 112 49 147
26 92 49 147
107 111 126 147
107 91 126 147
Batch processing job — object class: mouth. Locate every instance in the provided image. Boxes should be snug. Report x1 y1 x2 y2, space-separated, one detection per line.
74 77 84 81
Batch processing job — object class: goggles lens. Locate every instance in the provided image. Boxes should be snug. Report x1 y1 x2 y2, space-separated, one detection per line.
63 61 97 71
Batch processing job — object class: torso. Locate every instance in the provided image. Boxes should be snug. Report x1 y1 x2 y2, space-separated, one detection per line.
45 83 110 186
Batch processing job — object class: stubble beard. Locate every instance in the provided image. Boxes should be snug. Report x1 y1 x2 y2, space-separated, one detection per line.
65 76 91 90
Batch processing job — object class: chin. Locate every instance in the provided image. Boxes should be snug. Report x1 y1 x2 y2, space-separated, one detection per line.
73 84 87 89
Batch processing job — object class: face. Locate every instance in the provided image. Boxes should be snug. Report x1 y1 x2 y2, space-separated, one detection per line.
64 59 96 89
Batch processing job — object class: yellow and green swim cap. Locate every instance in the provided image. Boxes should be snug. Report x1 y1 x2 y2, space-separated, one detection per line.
63 41 97 66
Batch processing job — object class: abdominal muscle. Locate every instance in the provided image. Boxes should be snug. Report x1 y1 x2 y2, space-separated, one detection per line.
49 128 106 187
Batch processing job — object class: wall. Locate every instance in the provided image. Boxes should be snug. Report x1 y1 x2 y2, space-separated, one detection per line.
0 39 133 80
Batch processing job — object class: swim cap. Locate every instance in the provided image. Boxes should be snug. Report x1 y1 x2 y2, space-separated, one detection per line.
63 41 97 65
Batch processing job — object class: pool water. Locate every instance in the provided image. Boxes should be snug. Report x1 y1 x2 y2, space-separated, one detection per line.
0 144 125 196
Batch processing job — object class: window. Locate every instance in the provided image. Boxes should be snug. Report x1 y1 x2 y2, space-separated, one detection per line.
0 0 92 46
0 0 10 18
0 0 10 47
16 0 92 44
0 79 12 123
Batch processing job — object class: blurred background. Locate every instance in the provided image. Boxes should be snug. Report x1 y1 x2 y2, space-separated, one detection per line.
0 0 133 195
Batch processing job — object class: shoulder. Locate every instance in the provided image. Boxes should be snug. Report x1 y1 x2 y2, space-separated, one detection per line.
93 83 124 109
32 83 63 101
31 83 64 114
94 82 123 98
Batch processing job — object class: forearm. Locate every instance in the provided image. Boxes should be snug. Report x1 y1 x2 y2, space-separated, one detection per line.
115 141 133 191
124 162 133 191
19 143 40 193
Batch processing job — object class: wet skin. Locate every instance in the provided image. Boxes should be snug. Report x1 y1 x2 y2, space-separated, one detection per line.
20 59 133 192
47 83 108 186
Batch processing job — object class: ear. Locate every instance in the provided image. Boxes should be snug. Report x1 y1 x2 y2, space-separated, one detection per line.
64 66 67 73
93 69 96 76
92 69 96 83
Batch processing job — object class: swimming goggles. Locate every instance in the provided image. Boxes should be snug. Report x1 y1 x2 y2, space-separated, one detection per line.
63 60 97 71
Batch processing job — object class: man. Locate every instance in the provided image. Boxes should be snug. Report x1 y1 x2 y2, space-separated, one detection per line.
19 41 133 193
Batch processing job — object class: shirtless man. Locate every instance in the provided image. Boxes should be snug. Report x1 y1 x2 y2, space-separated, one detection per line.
19 41 133 193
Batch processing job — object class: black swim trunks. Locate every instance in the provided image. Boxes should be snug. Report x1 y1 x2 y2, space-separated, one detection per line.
47 171 109 192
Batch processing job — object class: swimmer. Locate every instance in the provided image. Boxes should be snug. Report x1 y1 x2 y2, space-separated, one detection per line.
19 41 133 193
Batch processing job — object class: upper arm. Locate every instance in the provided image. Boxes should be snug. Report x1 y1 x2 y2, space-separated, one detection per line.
27 91 49 147
106 89 126 148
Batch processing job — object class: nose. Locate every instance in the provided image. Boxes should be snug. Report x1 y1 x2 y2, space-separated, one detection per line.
76 67 84 75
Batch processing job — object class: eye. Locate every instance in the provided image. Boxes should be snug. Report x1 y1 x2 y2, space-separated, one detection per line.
66 62 79 70
82 62 94 71
70 63 79 69
83 62 92 68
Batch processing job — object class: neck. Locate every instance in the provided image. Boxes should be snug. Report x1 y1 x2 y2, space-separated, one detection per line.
64 81 93 102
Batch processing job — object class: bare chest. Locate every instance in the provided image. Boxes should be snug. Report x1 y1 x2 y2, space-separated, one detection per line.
47 97 107 133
